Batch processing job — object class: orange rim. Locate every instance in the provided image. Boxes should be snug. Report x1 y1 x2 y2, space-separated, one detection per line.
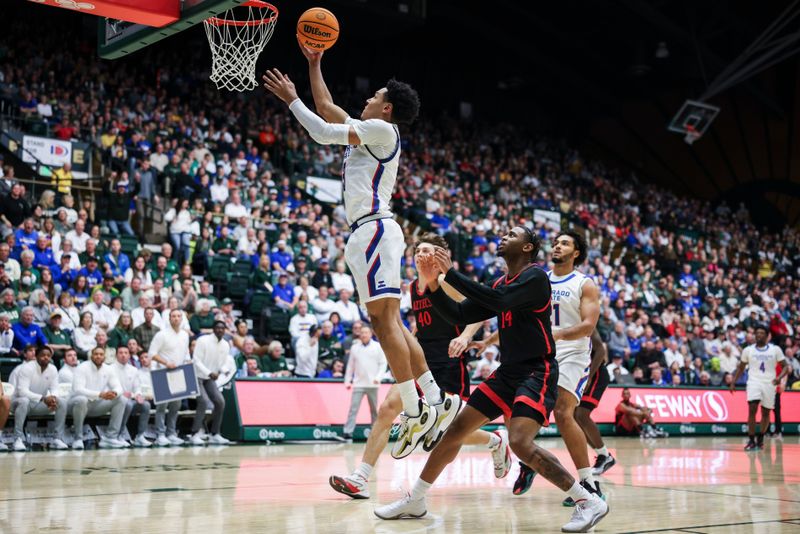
206 1 279 27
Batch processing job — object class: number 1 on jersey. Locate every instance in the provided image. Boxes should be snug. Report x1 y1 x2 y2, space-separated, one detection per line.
553 303 560 326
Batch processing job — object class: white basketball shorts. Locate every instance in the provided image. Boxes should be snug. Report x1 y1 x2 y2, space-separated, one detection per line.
556 350 591 401
746 380 776 410
345 217 403 305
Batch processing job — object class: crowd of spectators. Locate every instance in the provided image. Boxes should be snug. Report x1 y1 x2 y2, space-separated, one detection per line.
1 9 799 413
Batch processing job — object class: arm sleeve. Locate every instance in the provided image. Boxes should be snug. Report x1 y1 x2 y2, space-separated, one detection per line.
443 268 549 313
192 339 211 379
288 99 351 146
428 286 496 325
17 367 42 403
72 366 100 400
344 351 355 384
107 369 124 396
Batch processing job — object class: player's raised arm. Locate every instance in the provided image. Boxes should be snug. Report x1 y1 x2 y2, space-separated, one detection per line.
298 36 348 124
262 68 360 146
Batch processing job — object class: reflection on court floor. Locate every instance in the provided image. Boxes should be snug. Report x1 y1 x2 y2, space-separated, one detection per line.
1 437 798 533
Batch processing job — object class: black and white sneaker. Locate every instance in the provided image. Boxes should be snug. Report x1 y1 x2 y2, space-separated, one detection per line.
563 480 604 507
591 454 616 476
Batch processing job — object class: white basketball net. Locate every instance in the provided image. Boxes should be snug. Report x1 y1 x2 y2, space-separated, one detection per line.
204 1 278 92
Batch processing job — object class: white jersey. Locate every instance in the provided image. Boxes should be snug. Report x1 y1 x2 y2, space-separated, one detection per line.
741 343 784 383
342 117 401 226
548 270 591 361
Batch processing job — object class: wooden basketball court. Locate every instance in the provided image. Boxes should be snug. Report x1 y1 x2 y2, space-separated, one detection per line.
1 436 798 533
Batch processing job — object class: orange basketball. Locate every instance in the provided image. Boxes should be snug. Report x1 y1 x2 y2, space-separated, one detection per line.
297 7 339 51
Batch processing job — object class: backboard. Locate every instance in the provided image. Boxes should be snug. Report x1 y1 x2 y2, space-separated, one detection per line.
668 100 720 145
98 0 248 59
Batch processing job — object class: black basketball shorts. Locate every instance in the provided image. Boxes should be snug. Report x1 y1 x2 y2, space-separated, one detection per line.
467 358 559 426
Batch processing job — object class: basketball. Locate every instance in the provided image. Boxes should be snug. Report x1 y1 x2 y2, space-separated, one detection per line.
297 7 339 50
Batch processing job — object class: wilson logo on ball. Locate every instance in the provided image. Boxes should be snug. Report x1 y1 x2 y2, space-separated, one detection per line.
303 25 332 38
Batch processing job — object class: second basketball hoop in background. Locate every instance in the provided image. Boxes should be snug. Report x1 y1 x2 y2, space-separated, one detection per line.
297 7 339 50
204 0 279 92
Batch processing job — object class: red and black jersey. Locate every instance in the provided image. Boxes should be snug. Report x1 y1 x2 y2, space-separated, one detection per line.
428 264 555 374
411 279 464 342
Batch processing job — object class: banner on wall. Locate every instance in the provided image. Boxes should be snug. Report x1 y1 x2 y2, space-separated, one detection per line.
232 381 800 427
1 130 91 178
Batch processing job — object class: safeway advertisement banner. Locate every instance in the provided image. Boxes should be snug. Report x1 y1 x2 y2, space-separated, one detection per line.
234 381 800 427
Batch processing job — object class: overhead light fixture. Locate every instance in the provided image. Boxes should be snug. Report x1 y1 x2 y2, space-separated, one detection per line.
655 41 669 59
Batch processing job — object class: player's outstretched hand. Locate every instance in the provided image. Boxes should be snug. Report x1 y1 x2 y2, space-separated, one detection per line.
297 34 323 64
433 246 453 274
262 68 299 104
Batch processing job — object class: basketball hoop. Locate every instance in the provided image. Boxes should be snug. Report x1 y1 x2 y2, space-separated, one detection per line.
203 1 278 92
683 124 701 145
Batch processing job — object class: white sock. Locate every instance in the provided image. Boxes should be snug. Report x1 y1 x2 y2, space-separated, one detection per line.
397 380 421 416
578 467 596 487
566 481 592 502
595 445 608 457
355 462 372 481
487 432 501 450
411 479 432 501
417 371 442 404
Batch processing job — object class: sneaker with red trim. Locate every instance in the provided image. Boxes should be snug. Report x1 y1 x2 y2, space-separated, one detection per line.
329 473 370 499
490 428 511 478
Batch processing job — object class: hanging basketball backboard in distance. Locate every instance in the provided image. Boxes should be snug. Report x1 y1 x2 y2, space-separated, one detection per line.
668 100 720 145
98 0 249 59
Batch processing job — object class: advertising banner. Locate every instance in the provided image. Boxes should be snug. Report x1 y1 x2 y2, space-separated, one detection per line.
1 130 92 178
233 380 800 427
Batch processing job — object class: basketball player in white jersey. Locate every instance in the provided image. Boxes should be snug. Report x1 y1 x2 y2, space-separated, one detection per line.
262 40 459 459
512 231 602 505
731 324 789 451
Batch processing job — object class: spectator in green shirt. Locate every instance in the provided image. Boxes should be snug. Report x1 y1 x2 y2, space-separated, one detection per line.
261 340 291 377
212 226 237 256
1 289 20 323
108 311 135 348
190 300 216 336
43 311 73 362
318 320 344 367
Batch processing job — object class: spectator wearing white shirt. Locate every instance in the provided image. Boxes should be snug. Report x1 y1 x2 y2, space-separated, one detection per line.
113 346 152 447
332 289 361 328
289 300 318 348
210 176 229 204
133 296 165 329
11 346 69 451
718 344 741 375
64 219 90 253
224 190 248 219
342 327 386 439
0 313 14 357
82 290 113 331
70 347 127 450
73 311 98 359
189 322 233 445
471 344 501 380
331 260 355 293
58 349 79 384
149 310 191 447
311 285 336 323
237 227 259 257
138 353 154 400
294 324 321 378
663 339 683 370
